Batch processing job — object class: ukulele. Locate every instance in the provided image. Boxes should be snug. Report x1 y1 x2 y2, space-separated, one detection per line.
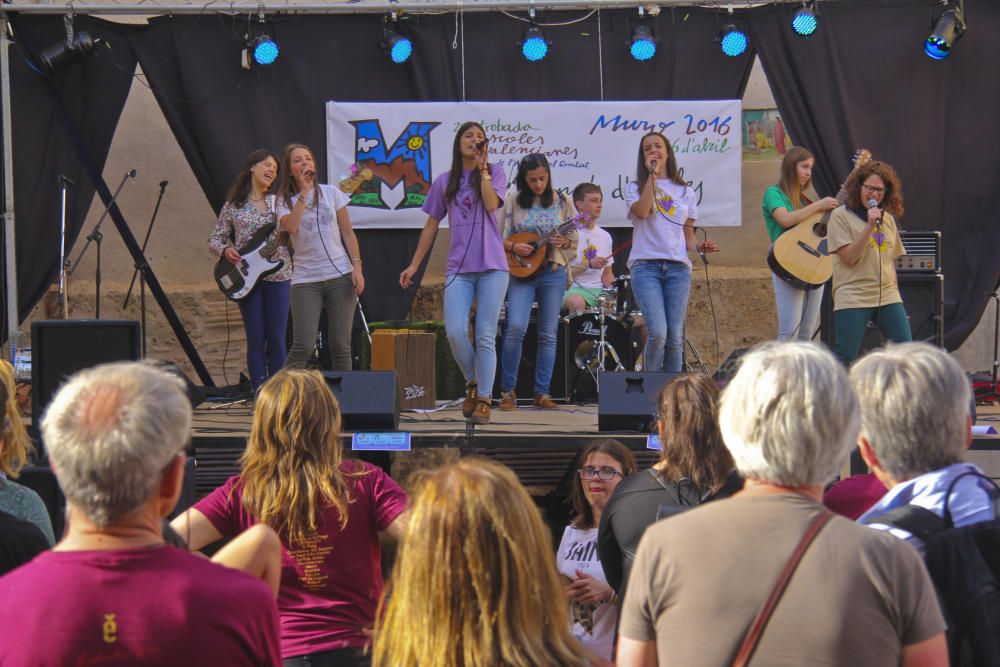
767 149 872 290
214 167 372 301
506 214 587 279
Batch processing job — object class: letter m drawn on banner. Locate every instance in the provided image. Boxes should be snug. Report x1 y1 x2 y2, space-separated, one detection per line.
349 119 441 210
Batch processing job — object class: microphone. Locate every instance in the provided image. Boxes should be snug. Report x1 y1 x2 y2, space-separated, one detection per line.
474 140 486 150
649 159 658 173
58 175 74 187
867 198 883 228
159 180 168 191
128 169 137 178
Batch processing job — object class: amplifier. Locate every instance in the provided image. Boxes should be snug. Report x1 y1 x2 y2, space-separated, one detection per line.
895 231 941 273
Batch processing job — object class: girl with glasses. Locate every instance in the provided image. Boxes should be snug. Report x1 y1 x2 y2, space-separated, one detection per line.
498 153 578 410
558 440 635 661
625 132 720 373
400 122 507 425
828 160 911 364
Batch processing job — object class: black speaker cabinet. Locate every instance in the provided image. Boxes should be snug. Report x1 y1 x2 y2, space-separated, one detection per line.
597 371 681 432
820 274 944 353
322 370 400 431
31 320 142 422
494 316 567 401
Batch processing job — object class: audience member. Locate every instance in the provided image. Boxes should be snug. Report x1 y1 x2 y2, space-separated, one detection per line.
598 374 741 598
0 508 48 575
853 343 998 546
174 369 408 667
823 471 887 520
374 459 606 667
558 440 635 661
0 360 54 544
0 362 282 665
617 342 947 667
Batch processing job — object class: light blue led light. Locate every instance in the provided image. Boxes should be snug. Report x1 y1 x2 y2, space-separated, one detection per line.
720 27 748 57
253 37 278 65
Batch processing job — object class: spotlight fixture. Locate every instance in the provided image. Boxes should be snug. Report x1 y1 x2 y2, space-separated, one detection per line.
719 24 748 57
242 9 278 69
629 9 657 62
39 14 101 73
382 16 413 64
925 5 966 60
521 25 550 62
791 3 819 37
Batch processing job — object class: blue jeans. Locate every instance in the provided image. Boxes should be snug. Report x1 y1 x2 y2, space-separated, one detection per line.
501 265 566 395
630 260 692 372
443 270 509 395
238 279 291 390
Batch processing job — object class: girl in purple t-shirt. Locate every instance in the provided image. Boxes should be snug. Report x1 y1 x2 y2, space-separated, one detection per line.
400 122 509 425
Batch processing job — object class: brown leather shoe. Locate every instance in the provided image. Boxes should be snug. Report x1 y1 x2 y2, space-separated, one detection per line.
499 390 517 411
533 393 559 409
462 383 478 418
471 398 491 425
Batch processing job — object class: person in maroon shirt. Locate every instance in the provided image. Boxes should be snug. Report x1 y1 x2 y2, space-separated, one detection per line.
174 369 408 666
0 362 282 666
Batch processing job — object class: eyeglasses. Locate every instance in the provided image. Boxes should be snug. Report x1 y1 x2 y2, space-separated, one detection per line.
862 184 886 195
578 466 624 481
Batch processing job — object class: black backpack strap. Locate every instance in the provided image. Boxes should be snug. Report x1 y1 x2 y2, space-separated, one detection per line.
862 504 950 543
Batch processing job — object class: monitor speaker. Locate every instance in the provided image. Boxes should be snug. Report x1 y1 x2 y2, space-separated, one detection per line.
597 371 681 432
322 370 400 431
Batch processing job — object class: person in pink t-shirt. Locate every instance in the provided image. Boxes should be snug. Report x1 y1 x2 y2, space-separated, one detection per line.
174 369 408 666
0 362 282 666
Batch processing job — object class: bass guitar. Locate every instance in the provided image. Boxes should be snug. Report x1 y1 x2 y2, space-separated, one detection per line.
767 148 872 290
507 215 586 279
214 167 373 301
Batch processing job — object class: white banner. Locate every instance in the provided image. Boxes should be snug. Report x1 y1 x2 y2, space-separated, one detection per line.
326 100 741 229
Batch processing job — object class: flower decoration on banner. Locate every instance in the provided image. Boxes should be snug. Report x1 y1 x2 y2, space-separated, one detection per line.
350 163 359 177
583 242 598 262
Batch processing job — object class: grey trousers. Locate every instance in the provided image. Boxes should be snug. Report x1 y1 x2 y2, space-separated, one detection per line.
285 275 356 371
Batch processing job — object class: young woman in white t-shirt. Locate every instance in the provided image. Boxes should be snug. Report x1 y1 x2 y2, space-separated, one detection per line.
277 143 365 371
625 132 719 372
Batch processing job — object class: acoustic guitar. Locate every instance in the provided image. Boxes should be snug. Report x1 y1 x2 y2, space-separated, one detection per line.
767 149 872 290
506 215 585 279
214 167 372 301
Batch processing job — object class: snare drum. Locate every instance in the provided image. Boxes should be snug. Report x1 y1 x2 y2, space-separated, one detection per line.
594 287 618 317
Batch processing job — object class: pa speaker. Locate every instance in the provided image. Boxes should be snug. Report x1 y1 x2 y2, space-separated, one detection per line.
597 371 681 432
322 370 400 431
31 320 141 422
820 274 944 353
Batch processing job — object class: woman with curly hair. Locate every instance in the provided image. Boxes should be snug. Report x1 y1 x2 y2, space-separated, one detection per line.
173 369 407 666
829 160 910 364
374 459 606 667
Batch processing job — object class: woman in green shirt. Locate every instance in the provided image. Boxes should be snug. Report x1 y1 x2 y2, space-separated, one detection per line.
762 147 838 340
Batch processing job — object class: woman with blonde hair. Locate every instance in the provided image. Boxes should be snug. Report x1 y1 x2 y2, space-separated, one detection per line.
374 459 606 667
0 360 54 544
173 369 407 666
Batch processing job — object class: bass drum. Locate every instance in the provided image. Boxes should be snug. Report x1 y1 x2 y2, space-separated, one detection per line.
563 311 633 373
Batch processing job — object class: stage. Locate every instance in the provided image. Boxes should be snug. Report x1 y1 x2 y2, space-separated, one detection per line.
189 397 1000 497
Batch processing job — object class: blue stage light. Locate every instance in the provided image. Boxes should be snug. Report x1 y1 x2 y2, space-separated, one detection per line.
252 34 278 65
924 7 965 60
792 7 818 36
720 25 748 57
521 26 549 62
386 32 412 64
630 24 657 61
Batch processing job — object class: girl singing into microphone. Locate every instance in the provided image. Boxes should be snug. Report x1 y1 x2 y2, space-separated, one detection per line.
278 143 365 371
400 122 507 425
625 132 719 373
829 160 910 364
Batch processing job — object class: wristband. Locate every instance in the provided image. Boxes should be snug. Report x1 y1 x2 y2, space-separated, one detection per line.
352 258 363 265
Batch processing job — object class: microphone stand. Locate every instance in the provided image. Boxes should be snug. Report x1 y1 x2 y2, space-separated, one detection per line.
67 169 136 319
56 175 74 319
123 180 168 357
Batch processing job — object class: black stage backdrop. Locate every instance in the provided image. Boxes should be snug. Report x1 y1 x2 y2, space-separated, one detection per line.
7 15 138 325
125 8 753 323
749 0 1000 350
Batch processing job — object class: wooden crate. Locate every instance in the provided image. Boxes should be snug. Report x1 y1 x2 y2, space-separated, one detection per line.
371 330 436 410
